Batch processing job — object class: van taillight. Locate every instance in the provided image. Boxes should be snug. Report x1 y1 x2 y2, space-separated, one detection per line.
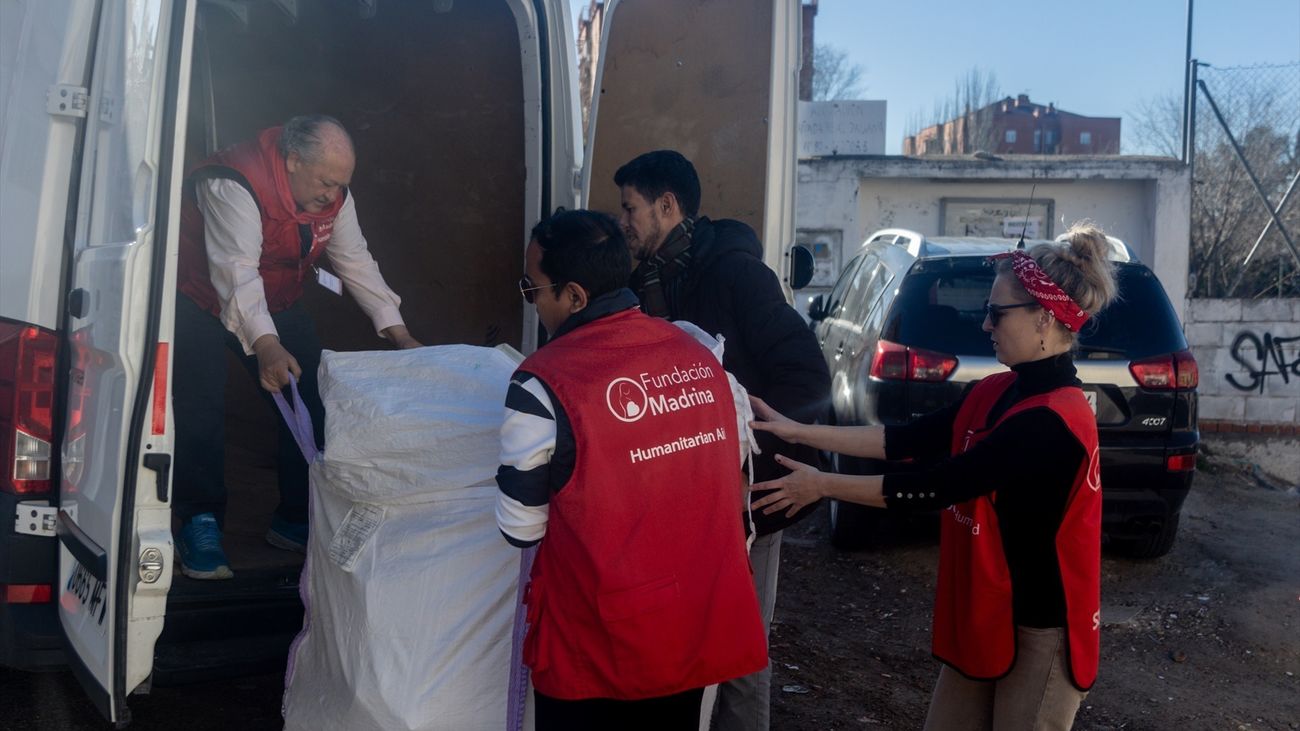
870 340 958 383
1129 349 1198 390
3 584 53 604
0 321 59 495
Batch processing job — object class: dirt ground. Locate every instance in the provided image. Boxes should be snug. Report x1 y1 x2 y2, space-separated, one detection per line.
770 446 1300 731
6 441 1298 730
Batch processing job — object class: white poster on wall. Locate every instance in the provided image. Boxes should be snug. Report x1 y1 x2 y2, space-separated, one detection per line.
939 198 1055 239
798 100 887 158
1003 216 1042 239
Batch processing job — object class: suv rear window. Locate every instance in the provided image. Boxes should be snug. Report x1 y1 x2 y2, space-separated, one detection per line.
887 265 995 355
1080 265 1187 359
883 260 1187 359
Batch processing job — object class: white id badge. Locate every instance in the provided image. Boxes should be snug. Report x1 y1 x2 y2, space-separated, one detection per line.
315 267 343 295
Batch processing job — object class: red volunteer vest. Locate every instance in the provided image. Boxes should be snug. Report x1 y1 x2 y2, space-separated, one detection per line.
932 371 1101 690
177 127 344 316
520 309 768 700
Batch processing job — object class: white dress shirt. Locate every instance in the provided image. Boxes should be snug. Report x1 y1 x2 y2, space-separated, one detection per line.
196 178 406 354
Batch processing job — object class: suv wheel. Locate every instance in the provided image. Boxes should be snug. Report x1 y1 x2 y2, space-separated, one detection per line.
1111 511 1181 559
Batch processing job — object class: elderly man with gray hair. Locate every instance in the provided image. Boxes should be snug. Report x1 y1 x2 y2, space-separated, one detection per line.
172 115 421 579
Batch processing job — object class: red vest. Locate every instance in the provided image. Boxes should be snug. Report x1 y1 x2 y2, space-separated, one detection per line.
177 127 344 316
933 371 1101 690
520 309 768 700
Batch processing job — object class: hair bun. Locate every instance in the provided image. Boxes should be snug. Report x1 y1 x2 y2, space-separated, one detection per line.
1017 221 1118 319
1066 223 1109 264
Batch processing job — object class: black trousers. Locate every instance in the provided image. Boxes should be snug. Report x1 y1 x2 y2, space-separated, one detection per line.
534 687 705 731
172 294 324 526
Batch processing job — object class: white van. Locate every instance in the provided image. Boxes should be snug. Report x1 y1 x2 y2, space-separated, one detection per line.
0 0 806 723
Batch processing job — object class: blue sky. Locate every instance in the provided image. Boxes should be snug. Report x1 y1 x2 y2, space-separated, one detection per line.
568 0 1299 154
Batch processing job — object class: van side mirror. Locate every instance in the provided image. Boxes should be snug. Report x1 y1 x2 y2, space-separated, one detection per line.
807 294 827 322
789 244 815 290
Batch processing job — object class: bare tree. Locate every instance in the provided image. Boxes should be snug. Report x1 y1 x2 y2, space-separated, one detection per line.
812 44 865 101
1127 93 1182 158
1132 75 1300 297
908 67 1003 154
1189 124 1297 297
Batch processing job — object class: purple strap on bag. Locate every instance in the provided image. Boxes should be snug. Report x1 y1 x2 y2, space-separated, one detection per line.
506 545 537 731
273 374 318 704
272 374 319 464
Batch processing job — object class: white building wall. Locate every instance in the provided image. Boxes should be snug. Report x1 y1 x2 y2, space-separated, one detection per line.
853 179 1147 252
795 156 1191 319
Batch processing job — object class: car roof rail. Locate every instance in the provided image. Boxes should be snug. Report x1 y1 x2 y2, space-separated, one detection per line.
1054 232 1136 263
864 228 928 258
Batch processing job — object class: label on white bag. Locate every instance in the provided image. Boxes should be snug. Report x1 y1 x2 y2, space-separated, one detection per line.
329 502 386 571
315 267 344 296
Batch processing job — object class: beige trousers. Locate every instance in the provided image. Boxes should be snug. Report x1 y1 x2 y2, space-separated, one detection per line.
921 626 1088 731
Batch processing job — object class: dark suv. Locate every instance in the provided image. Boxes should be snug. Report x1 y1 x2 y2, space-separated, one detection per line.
808 229 1198 559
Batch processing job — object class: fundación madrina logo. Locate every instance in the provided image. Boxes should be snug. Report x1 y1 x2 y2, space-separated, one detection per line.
606 377 649 422
605 362 720 423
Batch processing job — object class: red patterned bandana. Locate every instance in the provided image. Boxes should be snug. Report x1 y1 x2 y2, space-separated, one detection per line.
993 250 1090 332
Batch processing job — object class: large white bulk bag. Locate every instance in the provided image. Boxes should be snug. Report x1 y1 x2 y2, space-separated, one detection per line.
282 345 530 731
313 346 518 503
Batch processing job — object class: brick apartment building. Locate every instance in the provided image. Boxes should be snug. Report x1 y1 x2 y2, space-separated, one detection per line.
904 94 1120 156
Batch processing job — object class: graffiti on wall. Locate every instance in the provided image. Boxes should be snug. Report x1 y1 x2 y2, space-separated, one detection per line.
1226 331 1300 393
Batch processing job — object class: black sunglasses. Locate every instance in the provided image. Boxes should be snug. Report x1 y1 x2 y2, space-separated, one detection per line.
984 301 1039 327
518 275 556 304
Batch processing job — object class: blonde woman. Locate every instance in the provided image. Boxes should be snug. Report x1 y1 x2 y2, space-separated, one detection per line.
749 225 1119 730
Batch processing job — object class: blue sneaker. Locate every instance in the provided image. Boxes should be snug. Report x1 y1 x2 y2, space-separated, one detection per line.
266 515 308 554
177 513 233 580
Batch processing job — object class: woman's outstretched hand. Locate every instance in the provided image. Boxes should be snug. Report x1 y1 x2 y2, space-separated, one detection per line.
749 395 804 444
750 453 825 518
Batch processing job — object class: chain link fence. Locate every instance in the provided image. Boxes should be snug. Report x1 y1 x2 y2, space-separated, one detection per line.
1187 62 1300 298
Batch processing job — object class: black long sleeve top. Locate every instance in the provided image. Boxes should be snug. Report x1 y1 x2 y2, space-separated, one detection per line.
882 353 1088 628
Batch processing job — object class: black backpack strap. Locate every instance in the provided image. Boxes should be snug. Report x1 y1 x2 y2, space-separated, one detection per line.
188 165 262 217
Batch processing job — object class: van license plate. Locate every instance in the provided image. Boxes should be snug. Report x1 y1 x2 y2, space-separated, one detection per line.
66 563 108 626
1084 390 1098 415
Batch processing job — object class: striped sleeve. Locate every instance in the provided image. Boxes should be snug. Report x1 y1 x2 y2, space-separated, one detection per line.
495 373 556 548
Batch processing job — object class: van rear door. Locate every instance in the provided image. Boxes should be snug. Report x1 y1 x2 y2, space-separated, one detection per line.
582 0 800 289
57 0 194 723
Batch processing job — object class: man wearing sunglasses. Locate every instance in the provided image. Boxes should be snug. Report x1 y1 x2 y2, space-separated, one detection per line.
496 210 766 729
614 150 830 730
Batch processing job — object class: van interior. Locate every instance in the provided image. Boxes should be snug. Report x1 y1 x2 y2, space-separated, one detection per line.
161 0 538 678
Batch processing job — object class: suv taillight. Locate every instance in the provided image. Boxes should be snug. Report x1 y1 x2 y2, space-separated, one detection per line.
1129 349 1198 390
1173 350 1199 389
870 340 958 383
0 321 59 495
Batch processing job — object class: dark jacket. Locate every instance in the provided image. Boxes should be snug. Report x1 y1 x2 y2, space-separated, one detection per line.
631 217 831 533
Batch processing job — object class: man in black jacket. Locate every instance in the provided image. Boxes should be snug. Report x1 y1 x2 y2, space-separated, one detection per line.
614 150 830 730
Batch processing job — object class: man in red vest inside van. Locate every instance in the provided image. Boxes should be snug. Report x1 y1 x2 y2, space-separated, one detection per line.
496 210 766 728
174 115 420 580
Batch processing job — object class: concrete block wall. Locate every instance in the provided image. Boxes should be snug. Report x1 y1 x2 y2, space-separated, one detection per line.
1185 298 1300 432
